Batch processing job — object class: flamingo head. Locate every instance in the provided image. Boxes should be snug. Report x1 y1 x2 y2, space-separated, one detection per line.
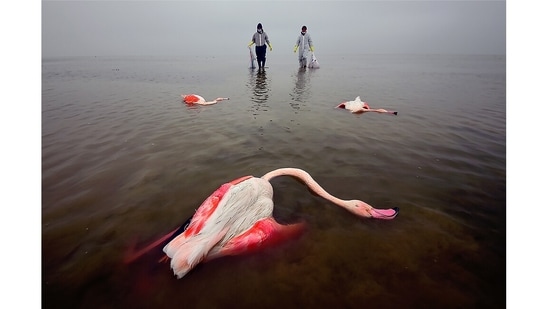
214 97 230 102
344 200 399 220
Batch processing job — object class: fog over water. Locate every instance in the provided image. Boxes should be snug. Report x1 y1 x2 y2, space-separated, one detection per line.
42 1 505 58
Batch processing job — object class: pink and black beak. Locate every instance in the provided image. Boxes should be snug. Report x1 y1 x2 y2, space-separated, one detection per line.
370 207 399 220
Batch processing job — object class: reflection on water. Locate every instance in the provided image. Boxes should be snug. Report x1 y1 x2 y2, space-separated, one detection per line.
248 69 270 104
290 67 313 110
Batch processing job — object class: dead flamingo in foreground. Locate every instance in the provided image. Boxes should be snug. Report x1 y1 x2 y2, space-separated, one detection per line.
125 168 399 279
182 94 229 105
336 96 398 115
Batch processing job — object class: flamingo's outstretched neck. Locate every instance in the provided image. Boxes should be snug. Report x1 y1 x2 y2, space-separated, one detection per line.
261 168 398 219
202 98 229 105
261 168 338 203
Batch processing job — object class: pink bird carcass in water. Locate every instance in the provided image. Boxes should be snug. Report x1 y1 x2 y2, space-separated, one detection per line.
125 168 399 279
182 94 229 105
336 96 398 115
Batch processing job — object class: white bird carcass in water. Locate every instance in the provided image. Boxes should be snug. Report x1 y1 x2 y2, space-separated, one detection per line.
336 96 397 115
182 94 229 105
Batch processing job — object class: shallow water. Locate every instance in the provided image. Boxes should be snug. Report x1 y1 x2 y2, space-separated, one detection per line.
42 54 505 308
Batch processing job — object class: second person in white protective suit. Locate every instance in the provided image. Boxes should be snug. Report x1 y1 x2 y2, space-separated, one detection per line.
293 25 314 68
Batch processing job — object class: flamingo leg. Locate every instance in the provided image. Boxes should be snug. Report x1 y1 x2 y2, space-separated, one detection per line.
123 216 193 264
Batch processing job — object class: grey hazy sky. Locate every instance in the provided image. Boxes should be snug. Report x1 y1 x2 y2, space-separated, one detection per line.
42 0 505 57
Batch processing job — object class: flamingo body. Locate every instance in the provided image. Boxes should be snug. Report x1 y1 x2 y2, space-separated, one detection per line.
164 175 279 278
336 96 397 115
182 94 229 105
336 96 370 113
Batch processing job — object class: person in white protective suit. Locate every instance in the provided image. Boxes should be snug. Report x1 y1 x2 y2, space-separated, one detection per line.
248 23 272 71
293 25 314 68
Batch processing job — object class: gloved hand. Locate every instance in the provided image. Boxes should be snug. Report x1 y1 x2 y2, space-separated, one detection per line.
269 44 273 51
293 45 298 53
310 46 315 52
248 41 254 47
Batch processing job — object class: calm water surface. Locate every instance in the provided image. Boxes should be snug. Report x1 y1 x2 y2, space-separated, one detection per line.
42 54 505 308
